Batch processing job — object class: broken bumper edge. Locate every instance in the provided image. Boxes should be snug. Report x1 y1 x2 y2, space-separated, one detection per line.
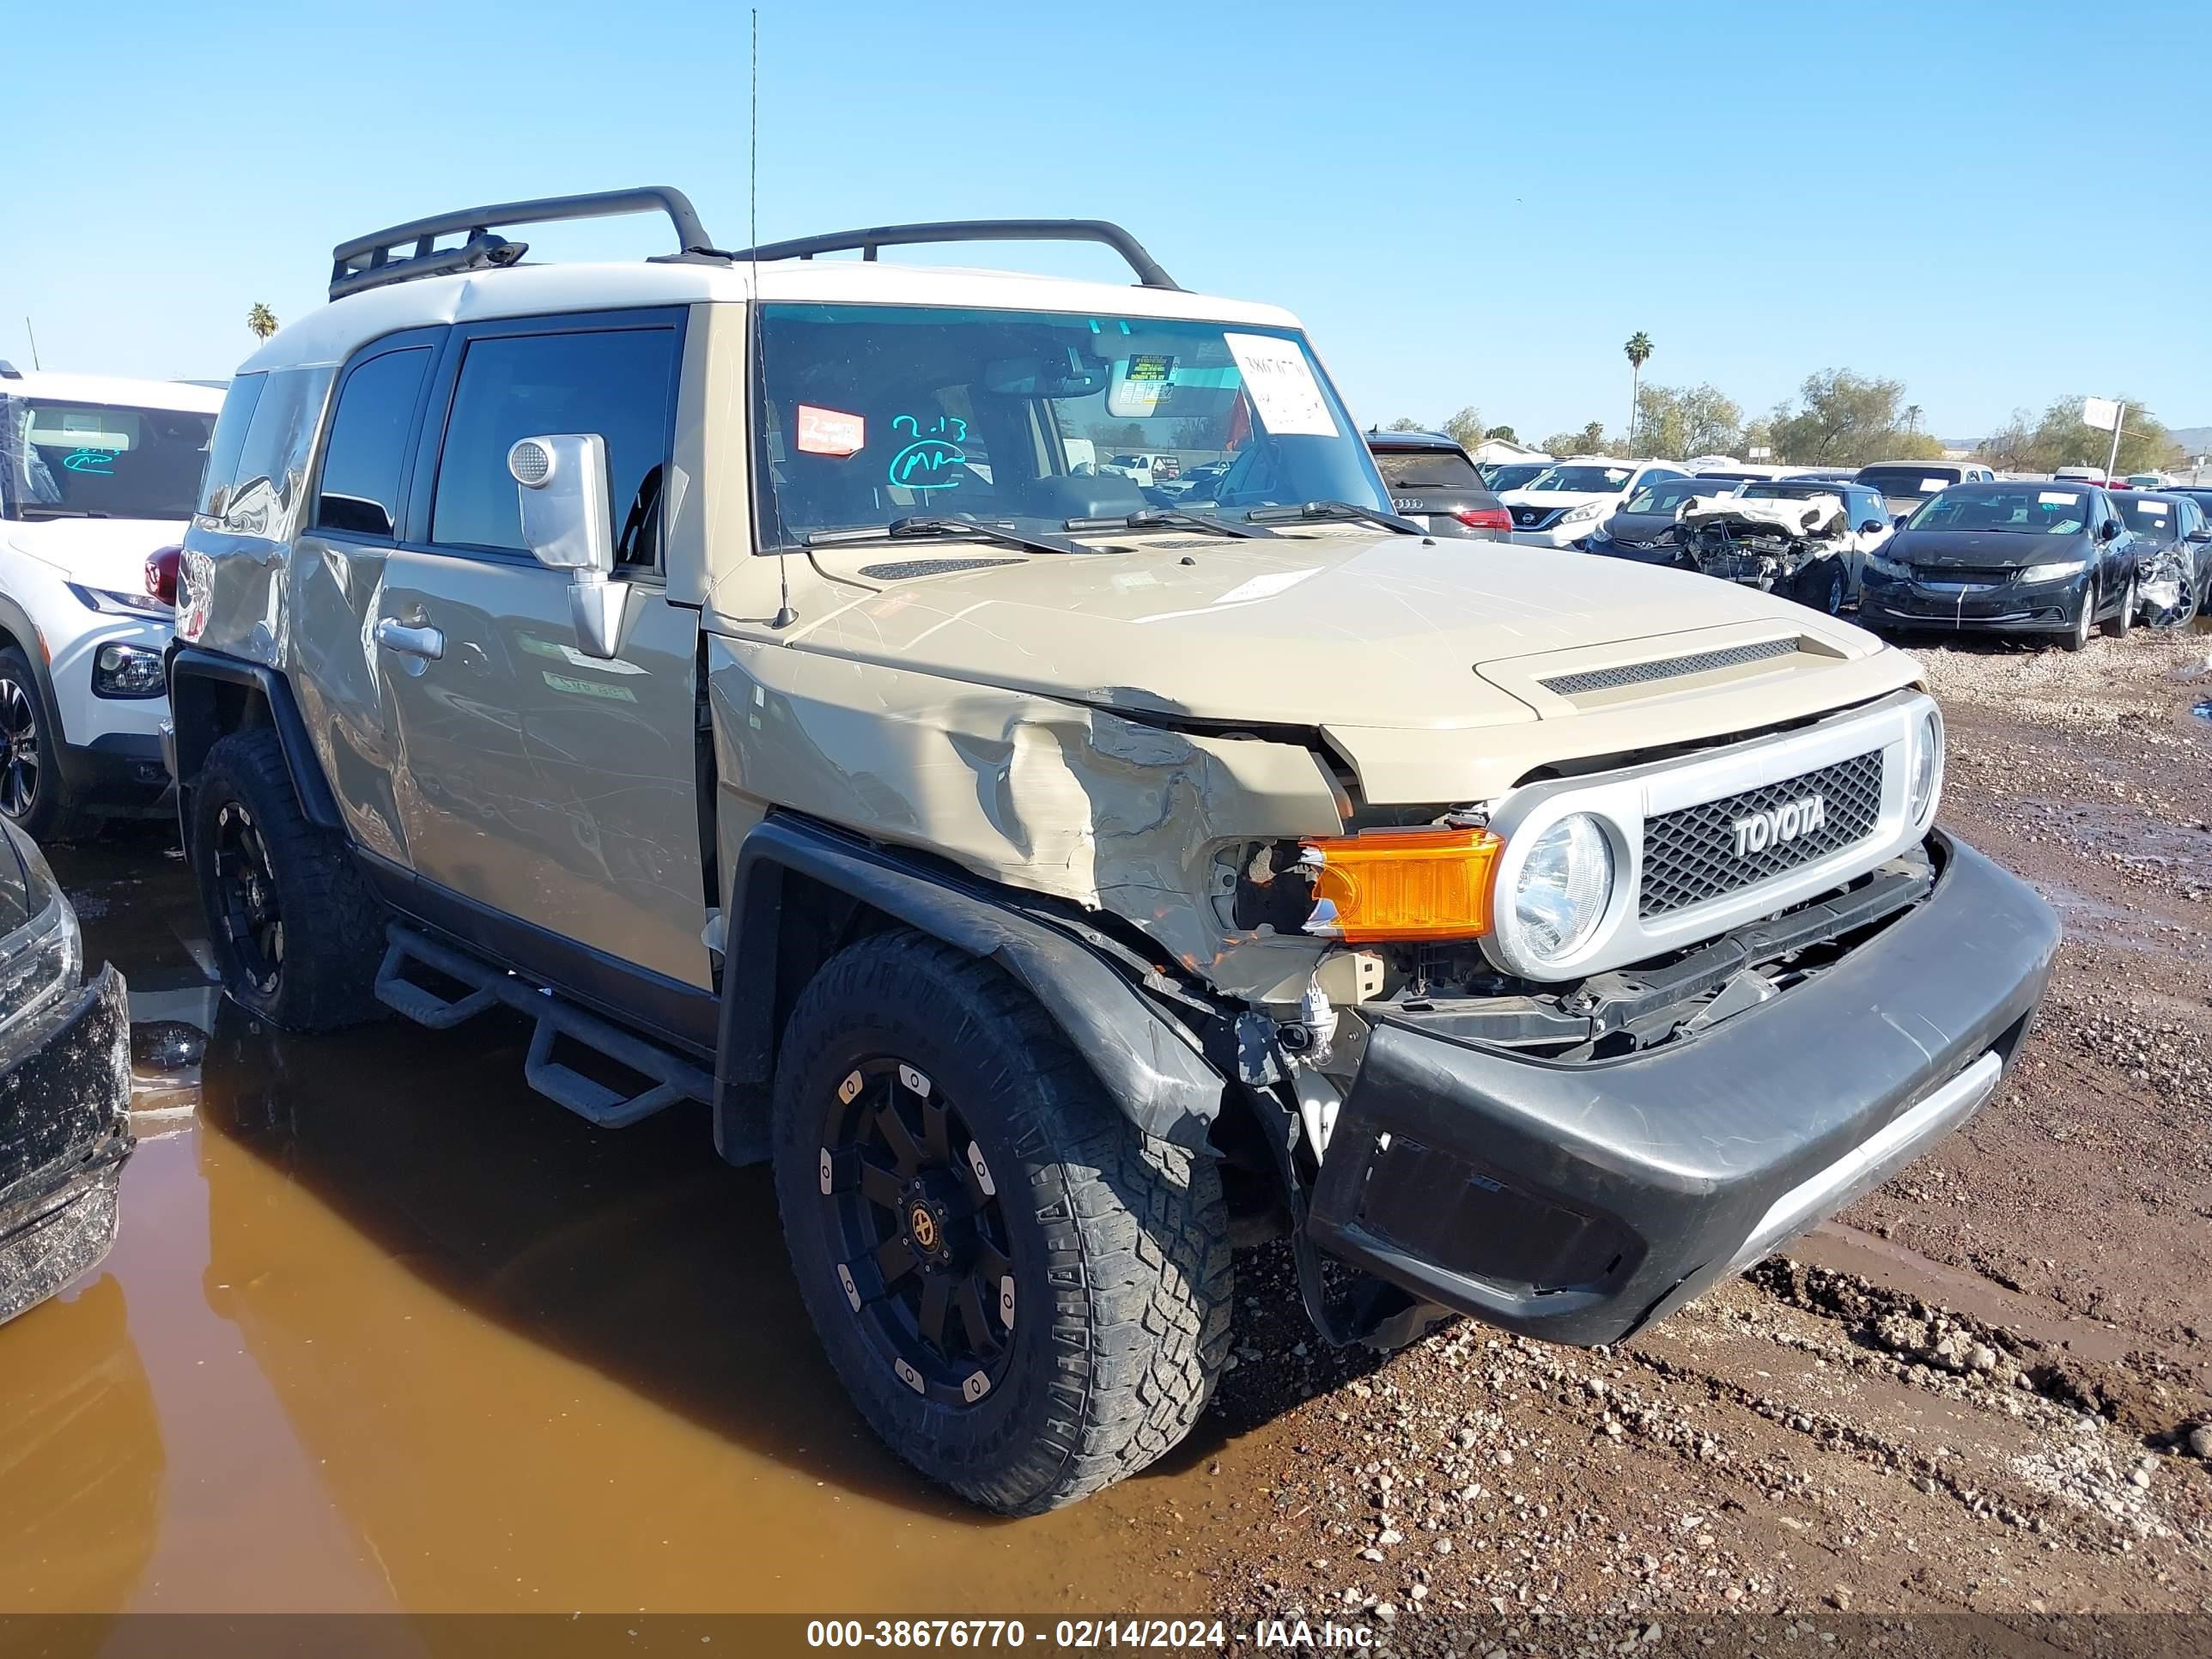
0 966 135 1328
1306 834 2056 1347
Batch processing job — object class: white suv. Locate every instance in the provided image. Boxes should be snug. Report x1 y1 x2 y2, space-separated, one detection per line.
1502 457 1688 549
0 366 222 836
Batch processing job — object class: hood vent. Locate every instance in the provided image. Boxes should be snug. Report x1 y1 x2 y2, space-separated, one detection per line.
856 556 1024 581
1540 637 1796 698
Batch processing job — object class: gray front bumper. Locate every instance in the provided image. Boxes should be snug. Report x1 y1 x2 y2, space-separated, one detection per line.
1308 836 2057 1346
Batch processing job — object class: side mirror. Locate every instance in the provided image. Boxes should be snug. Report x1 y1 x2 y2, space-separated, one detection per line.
2188 528 2212 543
1859 520 1885 535
508 434 624 659
2100 519 2122 541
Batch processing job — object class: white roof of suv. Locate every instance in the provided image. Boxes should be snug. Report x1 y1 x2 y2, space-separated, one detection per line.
245 257 1303 374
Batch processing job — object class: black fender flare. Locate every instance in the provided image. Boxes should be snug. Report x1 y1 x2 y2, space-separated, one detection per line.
713 814 1228 1164
166 647 343 830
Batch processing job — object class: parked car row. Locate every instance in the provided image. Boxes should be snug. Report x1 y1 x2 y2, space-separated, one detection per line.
1364 427 2209 644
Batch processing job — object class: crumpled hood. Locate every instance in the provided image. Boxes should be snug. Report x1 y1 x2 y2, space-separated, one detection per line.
1681 495 1845 538
3 517 183 596
793 534 1879 732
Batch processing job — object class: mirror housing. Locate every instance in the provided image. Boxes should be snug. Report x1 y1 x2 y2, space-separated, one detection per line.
508 434 626 659
2100 518 2122 541
1859 520 1885 535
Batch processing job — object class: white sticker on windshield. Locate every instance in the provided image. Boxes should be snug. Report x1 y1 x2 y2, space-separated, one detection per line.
1224 334 1338 437
1106 354 1176 418
1921 477 1947 491
2038 490 2076 505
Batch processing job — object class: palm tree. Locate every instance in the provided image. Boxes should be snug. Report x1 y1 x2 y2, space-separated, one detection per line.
246 302 279 341
1904 404 1923 436
1623 332 1654 453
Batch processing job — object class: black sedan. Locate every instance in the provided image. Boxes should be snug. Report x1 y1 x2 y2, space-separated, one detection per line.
1858 483 2139 651
1364 429 1510 539
0 819 131 1326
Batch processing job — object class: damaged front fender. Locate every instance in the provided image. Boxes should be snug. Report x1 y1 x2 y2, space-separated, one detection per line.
706 636 1349 995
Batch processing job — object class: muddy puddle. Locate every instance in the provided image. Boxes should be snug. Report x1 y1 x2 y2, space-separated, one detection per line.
1 834 1257 1613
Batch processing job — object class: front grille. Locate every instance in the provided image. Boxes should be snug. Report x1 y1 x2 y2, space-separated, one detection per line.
1911 565 2014 586
1512 506 1559 529
1540 638 1796 697
1639 750 1885 917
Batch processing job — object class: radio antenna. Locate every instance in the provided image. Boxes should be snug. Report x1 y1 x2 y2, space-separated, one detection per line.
755 9 798 631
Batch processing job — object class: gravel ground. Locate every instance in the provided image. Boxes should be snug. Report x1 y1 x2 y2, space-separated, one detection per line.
1134 624 2212 1655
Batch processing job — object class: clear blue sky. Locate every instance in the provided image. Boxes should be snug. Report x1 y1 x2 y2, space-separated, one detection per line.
9 0 2205 446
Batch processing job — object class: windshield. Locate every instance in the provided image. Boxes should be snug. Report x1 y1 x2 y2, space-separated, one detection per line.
752 304 1388 544
1622 477 1717 514
1371 449 1483 490
1905 486 2087 535
2118 497 2178 540
2 397 216 520
1522 463 1634 495
1858 466 1959 501
1479 462 1549 491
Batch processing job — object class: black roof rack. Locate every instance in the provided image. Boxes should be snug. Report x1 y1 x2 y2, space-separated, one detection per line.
728 219 1182 291
329 186 716 301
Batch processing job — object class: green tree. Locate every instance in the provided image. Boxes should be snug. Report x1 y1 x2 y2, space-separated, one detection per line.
1540 420 1610 456
1441 406 1486 450
1383 416 1426 432
1091 421 1148 450
2002 397 2180 475
1623 331 1654 450
1769 369 1942 466
246 301 279 341
1978 409 2038 472
1632 382 1743 461
1484 424 1517 442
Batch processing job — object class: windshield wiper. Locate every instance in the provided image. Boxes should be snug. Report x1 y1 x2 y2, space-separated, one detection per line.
1064 507 1273 539
805 516 1089 557
1243 501 1425 535
16 505 113 520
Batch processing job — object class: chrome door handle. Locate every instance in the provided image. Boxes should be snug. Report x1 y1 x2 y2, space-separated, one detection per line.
375 618 445 660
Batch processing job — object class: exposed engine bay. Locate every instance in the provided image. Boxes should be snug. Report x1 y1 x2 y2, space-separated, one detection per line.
1674 493 1852 596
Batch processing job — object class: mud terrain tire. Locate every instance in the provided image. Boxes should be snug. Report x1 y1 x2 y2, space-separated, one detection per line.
773 929 1232 1514
191 730 385 1030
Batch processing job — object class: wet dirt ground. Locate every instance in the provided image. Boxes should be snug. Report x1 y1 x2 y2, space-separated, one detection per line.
3 625 2209 1647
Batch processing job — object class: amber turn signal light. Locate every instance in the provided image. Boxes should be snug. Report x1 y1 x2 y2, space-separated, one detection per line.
1300 827 1503 942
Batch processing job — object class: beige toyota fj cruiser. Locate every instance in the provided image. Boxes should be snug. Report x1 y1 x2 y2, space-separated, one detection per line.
168 188 2057 1515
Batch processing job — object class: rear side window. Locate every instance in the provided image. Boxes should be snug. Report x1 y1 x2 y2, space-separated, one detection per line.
218 366 335 537
315 348 430 538
1372 449 1482 490
198 374 267 518
430 327 678 564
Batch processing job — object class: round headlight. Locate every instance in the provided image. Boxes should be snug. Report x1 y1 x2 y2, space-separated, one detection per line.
1909 708 1944 823
1512 813 1615 968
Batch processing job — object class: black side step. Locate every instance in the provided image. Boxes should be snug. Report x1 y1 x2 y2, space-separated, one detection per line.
375 925 712 1128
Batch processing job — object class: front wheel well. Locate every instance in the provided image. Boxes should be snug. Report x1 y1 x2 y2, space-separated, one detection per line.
711 825 1239 1170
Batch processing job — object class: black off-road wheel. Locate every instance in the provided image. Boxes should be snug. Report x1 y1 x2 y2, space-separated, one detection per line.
0 647 91 842
772 930 1232 1515
2100 574 2136 640
191 730 385 1031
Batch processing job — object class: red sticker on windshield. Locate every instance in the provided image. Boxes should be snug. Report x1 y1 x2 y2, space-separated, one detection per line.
797 405 866 457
